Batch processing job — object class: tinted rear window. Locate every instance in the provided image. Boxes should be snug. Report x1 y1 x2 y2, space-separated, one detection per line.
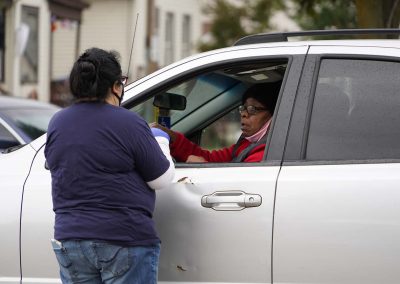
307 59 400 161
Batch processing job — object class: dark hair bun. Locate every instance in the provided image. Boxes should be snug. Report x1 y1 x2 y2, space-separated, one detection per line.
69 48 122 101
79 61 96 79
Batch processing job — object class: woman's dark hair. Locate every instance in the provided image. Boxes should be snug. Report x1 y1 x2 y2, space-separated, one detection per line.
69 48 122 101
242 82 281 114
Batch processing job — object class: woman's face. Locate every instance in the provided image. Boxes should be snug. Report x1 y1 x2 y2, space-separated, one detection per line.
240 97 272 137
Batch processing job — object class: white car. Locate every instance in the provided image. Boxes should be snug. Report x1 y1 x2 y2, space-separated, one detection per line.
2 29 400 284
0 96 60 152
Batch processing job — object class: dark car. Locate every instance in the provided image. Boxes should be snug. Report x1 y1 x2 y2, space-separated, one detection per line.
0 95 60 151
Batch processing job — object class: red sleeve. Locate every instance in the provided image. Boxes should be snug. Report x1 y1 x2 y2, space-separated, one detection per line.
170 132 234 162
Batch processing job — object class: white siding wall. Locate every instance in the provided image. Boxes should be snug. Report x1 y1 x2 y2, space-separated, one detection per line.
51 20 78 80
129 0 148 80
80 0 148 81
79 0 203 80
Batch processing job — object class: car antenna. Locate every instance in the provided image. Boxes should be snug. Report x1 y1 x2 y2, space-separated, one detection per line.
126 13 139 82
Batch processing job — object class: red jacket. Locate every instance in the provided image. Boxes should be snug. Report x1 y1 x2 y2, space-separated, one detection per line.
170 132 265 163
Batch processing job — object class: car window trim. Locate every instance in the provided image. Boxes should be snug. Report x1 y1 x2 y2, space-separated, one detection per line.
123 56 293 109
176 160 282 168
264 53 307 163
125 55 302 167
283 158 400 166
177 51 304 167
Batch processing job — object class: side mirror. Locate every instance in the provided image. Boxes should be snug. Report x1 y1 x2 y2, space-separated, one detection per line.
153 93 186 110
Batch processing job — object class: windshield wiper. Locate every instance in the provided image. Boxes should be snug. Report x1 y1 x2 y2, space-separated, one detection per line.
1 144 26 154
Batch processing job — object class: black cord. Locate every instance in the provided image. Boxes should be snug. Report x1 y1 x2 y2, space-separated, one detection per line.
19 143 45 284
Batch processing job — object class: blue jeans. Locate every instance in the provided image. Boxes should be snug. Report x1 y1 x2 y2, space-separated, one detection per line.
51 239 160 284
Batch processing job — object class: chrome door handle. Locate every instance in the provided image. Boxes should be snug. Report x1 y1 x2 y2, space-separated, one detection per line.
201 190 262 211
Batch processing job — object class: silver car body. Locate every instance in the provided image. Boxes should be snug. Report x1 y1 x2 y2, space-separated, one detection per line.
1 40 400 284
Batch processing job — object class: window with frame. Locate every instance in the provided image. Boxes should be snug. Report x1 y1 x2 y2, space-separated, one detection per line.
306 59 400 161
0 7 5 82
164 12 175 65
182 14 191 58
149 7 160 65
20 5 39 84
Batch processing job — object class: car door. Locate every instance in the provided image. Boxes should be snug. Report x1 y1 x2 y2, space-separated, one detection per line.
0 143 37 283
18 45 307 283
124 45 307 283
274 45 400 283
19 136 60 283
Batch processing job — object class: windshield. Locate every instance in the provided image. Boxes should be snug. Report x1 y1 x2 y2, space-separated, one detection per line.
1 108 59 140
131 72 241 125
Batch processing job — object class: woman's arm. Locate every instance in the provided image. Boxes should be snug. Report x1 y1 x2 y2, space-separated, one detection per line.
147 128 175 190
151 122 235 163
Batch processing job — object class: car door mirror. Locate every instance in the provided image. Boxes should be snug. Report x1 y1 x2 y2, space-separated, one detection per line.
153 93 186 110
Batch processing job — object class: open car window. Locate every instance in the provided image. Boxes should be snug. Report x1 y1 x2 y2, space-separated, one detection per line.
200 108 241 150
131 72 242 125
131 60 288 162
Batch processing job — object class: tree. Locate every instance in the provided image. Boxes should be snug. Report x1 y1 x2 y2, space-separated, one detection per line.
199 0 283 51
355 0 400 30
292 0 357 31
199 0 247 51
200 0 400 52
292 0 400 38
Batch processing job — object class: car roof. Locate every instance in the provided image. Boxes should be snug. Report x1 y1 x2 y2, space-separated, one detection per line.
235 39 400 49
233 28 400 46
126 38 400 94
0 95 60 110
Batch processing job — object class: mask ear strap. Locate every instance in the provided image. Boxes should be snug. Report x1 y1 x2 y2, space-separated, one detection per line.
111 81 123 106
111 91 122 106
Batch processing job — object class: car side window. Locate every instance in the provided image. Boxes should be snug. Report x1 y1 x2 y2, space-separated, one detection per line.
132 72 243 125
0 123 20 150
306 59 400 161
131 60 288 163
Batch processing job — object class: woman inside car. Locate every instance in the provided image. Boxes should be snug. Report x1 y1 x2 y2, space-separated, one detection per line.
152 82 280 163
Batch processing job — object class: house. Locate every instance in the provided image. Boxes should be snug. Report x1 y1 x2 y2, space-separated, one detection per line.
0 0 206 105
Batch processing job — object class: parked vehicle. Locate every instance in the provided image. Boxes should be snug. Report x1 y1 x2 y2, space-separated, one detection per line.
0 95 60 151
1 29 400 284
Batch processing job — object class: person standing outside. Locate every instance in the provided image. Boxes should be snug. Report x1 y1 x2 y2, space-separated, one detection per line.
45 48 174 283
